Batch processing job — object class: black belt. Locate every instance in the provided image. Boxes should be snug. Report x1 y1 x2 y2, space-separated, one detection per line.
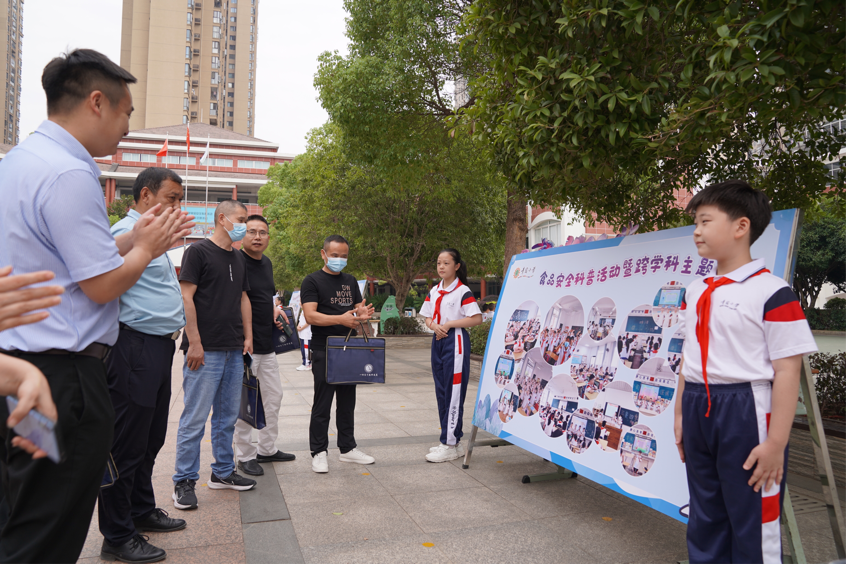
119 323 181 341
1 342 111 360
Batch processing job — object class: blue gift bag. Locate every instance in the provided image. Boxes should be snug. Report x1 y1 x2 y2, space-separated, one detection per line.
325 324 385 385
272 306 301 355
238 356 266 429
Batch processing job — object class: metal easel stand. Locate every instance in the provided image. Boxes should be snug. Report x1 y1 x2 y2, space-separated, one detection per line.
791 356 846 559
460 425 578 482
460 425 512 470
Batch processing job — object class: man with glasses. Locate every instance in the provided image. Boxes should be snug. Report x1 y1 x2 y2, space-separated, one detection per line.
233 215 296 476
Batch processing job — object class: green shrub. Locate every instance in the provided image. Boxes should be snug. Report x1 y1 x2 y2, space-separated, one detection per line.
367 293 390 312
469 321 491 356
825 297 846 310
382 316 423 335
811 352 846 417
805 308 846 331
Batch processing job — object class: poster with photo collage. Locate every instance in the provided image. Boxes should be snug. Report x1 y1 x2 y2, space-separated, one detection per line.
472 209 800 523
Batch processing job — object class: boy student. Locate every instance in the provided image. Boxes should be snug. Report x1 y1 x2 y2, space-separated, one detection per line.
675 180 817 564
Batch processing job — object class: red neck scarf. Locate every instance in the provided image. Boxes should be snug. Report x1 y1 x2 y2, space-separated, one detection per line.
695 268 769 416
433 281 458 324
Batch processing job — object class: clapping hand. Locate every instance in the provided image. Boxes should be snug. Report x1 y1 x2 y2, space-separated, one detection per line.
0 266 64 332
354 299 375 322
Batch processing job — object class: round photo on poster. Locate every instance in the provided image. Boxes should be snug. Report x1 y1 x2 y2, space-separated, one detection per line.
512 348 551 417
563 407 596 455
618 305 664 370
538 295 584 367
570 339 618 400
497 383 520 424
585 297 617 344
503 300 541 363
666 325 685 375
538 374 579 438
591 382 640 453
632 357 677 416
652 281 686 329
493 350 518 388
620 424 657 477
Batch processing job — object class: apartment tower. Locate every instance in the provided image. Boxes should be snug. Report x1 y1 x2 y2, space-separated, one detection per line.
120 0 258 136
1 0 22 145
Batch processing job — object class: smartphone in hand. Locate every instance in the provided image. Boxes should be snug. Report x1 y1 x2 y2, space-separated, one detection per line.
6 396 64 463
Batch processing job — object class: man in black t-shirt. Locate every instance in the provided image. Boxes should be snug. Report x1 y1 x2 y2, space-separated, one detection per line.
173 200 257 511
301 235 375 473
233 215 297 476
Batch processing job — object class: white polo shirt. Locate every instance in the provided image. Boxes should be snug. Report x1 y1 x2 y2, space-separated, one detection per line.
680 258 817 385
419 279 481 324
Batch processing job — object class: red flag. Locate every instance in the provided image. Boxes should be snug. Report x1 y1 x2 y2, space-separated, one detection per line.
186 123 190 154
156 137 169 157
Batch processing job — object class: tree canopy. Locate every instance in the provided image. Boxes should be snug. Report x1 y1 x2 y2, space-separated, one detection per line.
463 0 845 228
258 123 505 308
793 196 846 309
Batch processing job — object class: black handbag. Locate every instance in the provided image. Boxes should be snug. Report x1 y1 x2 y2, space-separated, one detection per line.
272 306 301 354
238 356 266 429
325 323 386 385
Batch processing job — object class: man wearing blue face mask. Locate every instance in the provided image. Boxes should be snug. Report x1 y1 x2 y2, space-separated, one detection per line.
172 200 257 511
301 235 375 473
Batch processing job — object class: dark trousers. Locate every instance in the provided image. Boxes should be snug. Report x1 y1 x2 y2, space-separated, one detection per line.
0 353 114 563
683 381 787 564
309 348 356 456
98 329 175 546
431 329 471 445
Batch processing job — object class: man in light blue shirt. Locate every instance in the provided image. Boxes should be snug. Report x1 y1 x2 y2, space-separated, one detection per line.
0 49 192 563
98 167 190 561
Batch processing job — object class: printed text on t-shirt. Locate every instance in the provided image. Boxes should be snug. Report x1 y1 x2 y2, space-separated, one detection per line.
330 285 353 306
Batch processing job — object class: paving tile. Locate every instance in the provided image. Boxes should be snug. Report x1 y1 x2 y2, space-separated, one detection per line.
300 534 450 564
393 486 529 534
429 519 597 564
357 399 427 411
243 521 304 564
287 495 423 547
240 470 290 523
278 469 389 504
452 453 559 487
380 408 441 424
156 542 246 564
345 421 410 440
144 500 243 550
369 460 482 494
391 420 445 437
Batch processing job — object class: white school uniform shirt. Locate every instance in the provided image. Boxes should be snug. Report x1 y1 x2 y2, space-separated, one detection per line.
419 278 481 324
679 258 817 385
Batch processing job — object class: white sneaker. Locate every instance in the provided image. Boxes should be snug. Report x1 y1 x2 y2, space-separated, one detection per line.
296 364 310 371
429 443 465 454
426 444 462 463
312 451 329 473
338 448 375 465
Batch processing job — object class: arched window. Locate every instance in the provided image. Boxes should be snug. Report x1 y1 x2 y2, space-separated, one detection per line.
533 220 561 246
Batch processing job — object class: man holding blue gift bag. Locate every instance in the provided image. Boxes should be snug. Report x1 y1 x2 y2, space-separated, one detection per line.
301 235 375 473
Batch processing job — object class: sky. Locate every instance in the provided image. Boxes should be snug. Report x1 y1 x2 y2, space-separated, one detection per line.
18 0 350 155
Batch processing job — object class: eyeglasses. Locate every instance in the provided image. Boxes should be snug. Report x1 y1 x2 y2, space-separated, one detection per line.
246 230 269 237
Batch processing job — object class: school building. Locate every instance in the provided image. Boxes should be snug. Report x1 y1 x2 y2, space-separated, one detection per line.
93 122 295 240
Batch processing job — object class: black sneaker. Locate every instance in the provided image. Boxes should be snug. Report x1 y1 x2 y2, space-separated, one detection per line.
172 479 198 510
101 534 166 563
208 471 256 491
256 450 296 463
133 508 187 533
237 459 264 476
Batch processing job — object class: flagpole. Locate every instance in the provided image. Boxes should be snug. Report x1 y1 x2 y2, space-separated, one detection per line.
204 135 210 239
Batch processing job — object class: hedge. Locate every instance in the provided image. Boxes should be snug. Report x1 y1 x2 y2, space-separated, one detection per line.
381 317 423 335
811 352 846 418
805 309 846 332
469 320 491 356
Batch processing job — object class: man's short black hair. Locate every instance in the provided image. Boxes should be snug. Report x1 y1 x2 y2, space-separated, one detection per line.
685 179 772 245
246 214 268 227
132 167 183 202
323 235 349 250
214 199 248 224
41 49 137 115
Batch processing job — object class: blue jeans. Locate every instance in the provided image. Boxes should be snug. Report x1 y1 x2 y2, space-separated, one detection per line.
173 350 243 482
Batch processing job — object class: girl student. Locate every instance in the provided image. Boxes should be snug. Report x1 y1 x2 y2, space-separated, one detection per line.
420 248 482 463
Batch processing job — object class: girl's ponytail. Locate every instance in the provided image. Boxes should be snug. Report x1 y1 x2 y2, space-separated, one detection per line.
441 248 469 287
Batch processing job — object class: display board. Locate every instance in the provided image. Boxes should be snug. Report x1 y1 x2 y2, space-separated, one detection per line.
472 209 800 523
